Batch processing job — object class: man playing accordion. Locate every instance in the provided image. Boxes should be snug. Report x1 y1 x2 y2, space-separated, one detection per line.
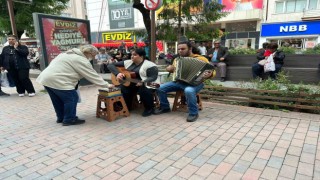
154 41 215 122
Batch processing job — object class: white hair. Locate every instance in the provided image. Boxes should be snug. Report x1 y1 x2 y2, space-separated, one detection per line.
79 44 99 54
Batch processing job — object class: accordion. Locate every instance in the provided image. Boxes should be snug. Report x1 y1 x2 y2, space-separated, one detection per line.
174 57 214 86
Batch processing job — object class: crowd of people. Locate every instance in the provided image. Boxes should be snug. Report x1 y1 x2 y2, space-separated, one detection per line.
0 34 286 125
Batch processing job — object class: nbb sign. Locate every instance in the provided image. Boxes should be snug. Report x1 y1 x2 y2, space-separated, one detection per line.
280 25 307 32
261 21 320 37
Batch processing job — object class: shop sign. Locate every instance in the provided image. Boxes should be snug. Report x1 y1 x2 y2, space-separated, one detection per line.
261 21 320 37
102 32 135 43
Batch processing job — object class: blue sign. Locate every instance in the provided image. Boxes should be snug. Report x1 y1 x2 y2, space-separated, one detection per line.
261 21 320 37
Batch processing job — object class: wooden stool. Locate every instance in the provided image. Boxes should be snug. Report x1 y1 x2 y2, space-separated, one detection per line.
96 94 130 122
172 91 203 112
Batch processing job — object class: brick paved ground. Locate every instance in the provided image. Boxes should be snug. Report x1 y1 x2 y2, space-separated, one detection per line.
0 79 319 180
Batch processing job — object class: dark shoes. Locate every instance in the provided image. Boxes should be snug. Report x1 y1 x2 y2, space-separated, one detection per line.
220 77 226 82
142 109 154 117
63 119 86 126
153 108 171 115
0 91 10 96
186 114 199 122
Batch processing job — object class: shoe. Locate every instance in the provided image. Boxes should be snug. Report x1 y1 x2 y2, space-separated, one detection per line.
220 77 226 82
0 91 10 96
62 119 86 126
153 108 171 115
28 93 35 97
142 109 154 117
19 94 25 97
186 114 199 122
56 120 63 123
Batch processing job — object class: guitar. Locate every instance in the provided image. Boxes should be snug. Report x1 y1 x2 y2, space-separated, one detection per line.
111 67 160 89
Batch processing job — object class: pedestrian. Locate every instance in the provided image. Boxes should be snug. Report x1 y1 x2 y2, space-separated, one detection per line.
0 35 36 97
36 45 114 126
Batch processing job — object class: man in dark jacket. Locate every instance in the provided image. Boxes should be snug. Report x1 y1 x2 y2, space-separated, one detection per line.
0 35 35 97
207 40 229 82
252 42 285 80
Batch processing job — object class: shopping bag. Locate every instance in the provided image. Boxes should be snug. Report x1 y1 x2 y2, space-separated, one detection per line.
264 54 275 73
1 70 10 87
76 89 81 103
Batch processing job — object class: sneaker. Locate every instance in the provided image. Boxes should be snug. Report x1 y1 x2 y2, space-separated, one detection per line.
19 94 25 97
153 108 171 115
142 109 154 117
186 114 199 122
56 120 63 123
0 91 10 96
62 119 86 126
28 93 35 97
220 77 226 82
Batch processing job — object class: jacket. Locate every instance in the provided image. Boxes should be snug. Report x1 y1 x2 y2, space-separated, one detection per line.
0 45 30 70
36 48 109 90
207 47 229 62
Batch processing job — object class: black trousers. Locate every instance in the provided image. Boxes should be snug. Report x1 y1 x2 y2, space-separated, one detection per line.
8 69 35 94
120 83 155 111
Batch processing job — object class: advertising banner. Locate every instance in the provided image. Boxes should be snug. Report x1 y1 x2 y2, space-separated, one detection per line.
33 13 91 68
108 0 134 29
221 0 263 12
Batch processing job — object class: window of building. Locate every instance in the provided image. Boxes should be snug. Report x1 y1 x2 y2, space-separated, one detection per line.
308 0 318 9
61 13 71 17
225 38 255 49
268 37 318 50
225 21 257 33
275 0 308 13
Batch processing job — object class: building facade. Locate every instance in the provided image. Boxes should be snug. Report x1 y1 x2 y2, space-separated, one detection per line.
85 0 320 50
87 0 146 44
61 0 88 19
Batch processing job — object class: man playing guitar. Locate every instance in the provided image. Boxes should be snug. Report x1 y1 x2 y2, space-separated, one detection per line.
107 48 159 117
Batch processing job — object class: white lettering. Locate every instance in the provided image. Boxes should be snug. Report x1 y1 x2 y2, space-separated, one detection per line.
280 25 308 33
280 26 288 32
299 25 307 31
289 25 297 32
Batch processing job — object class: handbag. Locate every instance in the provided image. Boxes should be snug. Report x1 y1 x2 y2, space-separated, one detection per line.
264 54 276 73
1 70 10 87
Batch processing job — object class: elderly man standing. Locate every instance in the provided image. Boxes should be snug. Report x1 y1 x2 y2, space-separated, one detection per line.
207 40 229 82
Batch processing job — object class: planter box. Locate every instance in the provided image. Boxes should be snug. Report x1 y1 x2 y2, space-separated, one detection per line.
216 54 320 84
201 85 320 113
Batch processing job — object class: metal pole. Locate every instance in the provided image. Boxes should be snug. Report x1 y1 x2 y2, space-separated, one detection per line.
7 0 17 35
150 10 156 62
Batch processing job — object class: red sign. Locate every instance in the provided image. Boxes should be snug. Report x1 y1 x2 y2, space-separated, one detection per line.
145 0 162 10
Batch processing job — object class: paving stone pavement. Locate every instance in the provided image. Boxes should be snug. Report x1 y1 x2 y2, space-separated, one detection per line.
0 79 320 180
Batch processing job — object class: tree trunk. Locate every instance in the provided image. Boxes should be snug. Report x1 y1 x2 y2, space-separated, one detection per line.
132 1 151 43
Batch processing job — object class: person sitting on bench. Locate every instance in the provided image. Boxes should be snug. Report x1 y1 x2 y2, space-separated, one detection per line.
252 42 285 80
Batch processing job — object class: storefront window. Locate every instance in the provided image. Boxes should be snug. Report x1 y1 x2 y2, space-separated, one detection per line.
225 38 255 49
269 38 317 50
